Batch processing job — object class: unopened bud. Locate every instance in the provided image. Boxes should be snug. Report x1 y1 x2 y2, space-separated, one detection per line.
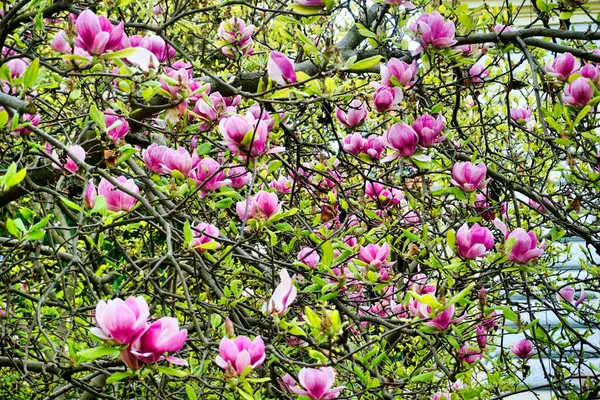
225 317 235 338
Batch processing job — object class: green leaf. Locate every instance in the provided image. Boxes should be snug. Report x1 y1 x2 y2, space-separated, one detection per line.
304 306 321 329
197 143 212 155
61 197 83 212
100 47 139 60
156 365 188 378
5 166 26 189
77 346 119 362
410 371 435 382
403 229 420 242
23 58 39 91
30 215 51 232
358 29 378 39
345 55 383 71
24 230 45 241
236 389 254 400
446 229 456 249
574 105 590 126
268 160 282 173
214 198 234 209
0 109 9 129
447 282 476 307
106 371 135 384
321 240 333 266
89 104 106 131
184 220 193 246
91 195 107 215
6 219 19 238
186 385 197 400
289 4 323 14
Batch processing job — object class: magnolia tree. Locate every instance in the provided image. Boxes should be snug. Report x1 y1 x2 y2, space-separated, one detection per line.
1 0 600 398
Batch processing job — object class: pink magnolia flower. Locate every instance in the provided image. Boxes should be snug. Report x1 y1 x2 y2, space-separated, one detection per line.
342 133 366 155
51 145 86 173
456 223 494 259
372 85 403 112
160 147 194 177
298 247 320 268
409 273 436 295
97 176 139 212
248 104 274 130
267 51 297 86
474 192 496 221
510 107 532 124
190 157 231 195
74 9 126 55
459 344 482 364
104 110 130 142
191 222 220 251
296 0 326 7
51 30 72 53
289 367 345 400
546 53 580 81
507 228 545 265
511 338 535 359
129 317 187 365
381 58 417 87
529 198 547 214
11 113 41 136
451 162 488 192
409 12 457 52
84 180 97 209
265 268 297 315
476 324 487 348
91 296 149 344
269 176 293 193
581 63 600 84
469 64 489 83
556 286 586 308
494 24 512 33
335 99 367 129
563 77 594 108
384 123 419 158
218 114 269 158
6 57 29 78
365 182 404 207
143 143 170 173
426 305 455 331
136 35 175 62
364 135 385 159
432 393 453 400
228 167 251 188
216 17 255 58
412 114 446 147
215 335 265 375
359 243 392 269
383 0 415 8
236 190 281 221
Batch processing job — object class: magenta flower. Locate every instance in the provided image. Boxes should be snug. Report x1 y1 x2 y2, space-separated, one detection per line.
74 9 126 55
91 296 149 345
269 176 293 193
267 51 297 86
459 344 482 364
189 157 231 195
365 181 404 207
248 104 275 130
342 133 366 155
474 192 496 221
409 12 457 52
215 335 266 376
450 162 488 192
51 145 86 173
412 114 446 147
97 176 139 212
431 393 453 400
384 123 419 157
381 58 417 87
456 223 494 259
84 179 97 210
510 338 535 359
494 24 512 33
130 317 188 365
298 247 320 268
216 17 255 58
296 0 326 7
581 63 600 84
104 110 130 142
563 77 594 108
160 147 194 177
137 35 175 62
11 113 41 136
546 53 580 81
335 99 367 129
6 57 28 78
510 107 532 124
556 286 586 308
264 268 297 315
409 273 436 296
191 222 220 251
143 143 170 173
359 243 392 269
228 167 251 188
51 30 72 53
218 114 269 158
476 324 487 348
362 135 385 160
236 190 281 222
425 305 455 331
289 367 345 400
372 85 403 112
383 0 415 8
469 64 489 83
507 228 545 265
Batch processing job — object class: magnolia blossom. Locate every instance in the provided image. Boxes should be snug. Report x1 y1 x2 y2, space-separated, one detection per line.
563 77 594 108
384 123 419 158
128 317 187 367
296 0 326 7
459 344 482 364
51 30 72 53
335 100 367 129
236 190 281 222
381 58 417 87
267 51 297 86
216 17 255 58
359 243 392 270
248 103 275 130
556 286 586 308
143 143 170 173
298 247 320 268
160 147 195 177
456 223 494 259
132 35 175 62
409 12 457 53
510 107 532 124
191 223 220 251
372 85 403 112
288 367 345 400
84 180 97 209
6 57 29 78
382 0 415 8
91 296 149 345
365 182 404 207
97 176 139 212
215 335 265 375
425 305 456 331
11 113 41 136
104 110 130 142
474 192 496 221
51 145 86 173
74 10 126 55
451 162 488 192
546 53 580 81
581 63 600 84
469 64 489 83
511 338 535 359
265 268 297 315
190 157 231 195
218 114 269 158
228 167 251 188
507 228 545 265
412 114 446 147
